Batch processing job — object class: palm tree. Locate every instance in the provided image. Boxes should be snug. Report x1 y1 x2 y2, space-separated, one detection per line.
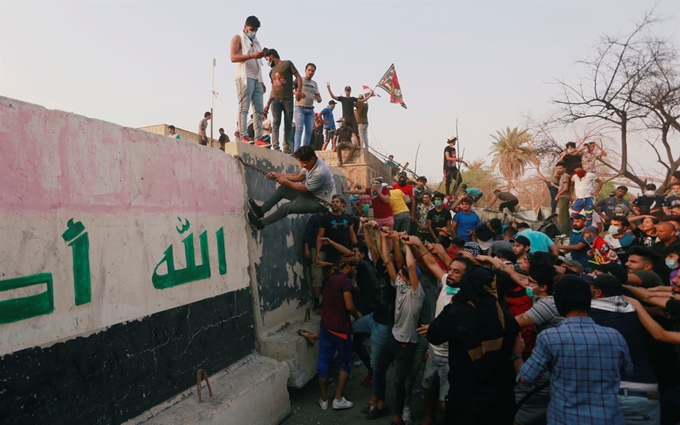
465 158 486 172
489 127 536 188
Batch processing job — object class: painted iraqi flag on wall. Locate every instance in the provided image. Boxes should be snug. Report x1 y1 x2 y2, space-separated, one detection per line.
376 64 407 109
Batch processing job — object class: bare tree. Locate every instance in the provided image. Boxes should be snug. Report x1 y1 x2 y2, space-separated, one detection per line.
552 10 679 193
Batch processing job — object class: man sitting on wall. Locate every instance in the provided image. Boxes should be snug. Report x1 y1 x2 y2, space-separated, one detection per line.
247 146 335 230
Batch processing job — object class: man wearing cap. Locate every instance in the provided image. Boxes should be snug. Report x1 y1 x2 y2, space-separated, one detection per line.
515 275 633 425
512 235 531 263
326 84 372 141
577 141 607 173
332 118 360 166
319 100 337 150
231 16 268 144
588 274 660 423
443 137 464 196
571 165 603 227
596 186 631 224
556 214 591 270
263 49 304 153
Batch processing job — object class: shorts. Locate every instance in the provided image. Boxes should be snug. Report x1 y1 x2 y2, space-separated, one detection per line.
421 349 449 402
324 129 335 142
316 328 353 378
310 249 325 288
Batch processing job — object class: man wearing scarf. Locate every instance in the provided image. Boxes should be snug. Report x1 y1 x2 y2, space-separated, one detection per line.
428 266 520 424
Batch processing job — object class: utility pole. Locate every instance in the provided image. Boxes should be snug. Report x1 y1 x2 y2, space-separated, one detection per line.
210 58 218 145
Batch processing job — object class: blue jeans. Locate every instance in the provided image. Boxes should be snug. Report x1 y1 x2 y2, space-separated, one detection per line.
572 196 595 226
236 78 263 140
618 392 660 425
293 106 315 151
352 313 391 390
316 328 353 378
271 98 294 153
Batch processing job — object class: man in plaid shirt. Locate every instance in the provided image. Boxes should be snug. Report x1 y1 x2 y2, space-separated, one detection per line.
515 275 633 425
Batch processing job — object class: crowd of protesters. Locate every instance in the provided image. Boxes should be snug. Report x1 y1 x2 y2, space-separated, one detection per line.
229 14 680 425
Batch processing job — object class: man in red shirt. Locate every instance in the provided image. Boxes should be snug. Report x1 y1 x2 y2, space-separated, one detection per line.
394 171 416 217
317 254 362 411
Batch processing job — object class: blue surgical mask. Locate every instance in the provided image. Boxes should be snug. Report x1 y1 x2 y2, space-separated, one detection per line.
666 259 679 270
434 200 442 207
526 286 537 299
245 30 256 40
585 237 594 245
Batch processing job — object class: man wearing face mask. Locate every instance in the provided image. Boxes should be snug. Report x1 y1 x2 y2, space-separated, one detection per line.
582 226 621 265
603 217 635 264
557 142 582 175
428 193 453 243
632 183 667 217
262 49 304 154
231 16 268 145
570 165 602 227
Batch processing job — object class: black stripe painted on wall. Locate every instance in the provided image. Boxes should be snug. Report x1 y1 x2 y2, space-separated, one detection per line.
0 287 255 425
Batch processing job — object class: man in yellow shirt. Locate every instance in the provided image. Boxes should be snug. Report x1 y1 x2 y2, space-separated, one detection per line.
390 187 411 233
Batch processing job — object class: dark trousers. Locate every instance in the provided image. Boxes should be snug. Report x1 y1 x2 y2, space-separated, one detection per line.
445 167 461 195
353 333 372 373
499 199 518 213
547 183 558 213
374 334 417 415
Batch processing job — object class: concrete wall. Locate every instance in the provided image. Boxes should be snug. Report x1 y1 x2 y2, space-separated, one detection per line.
0 97 259 424
139 124 220 148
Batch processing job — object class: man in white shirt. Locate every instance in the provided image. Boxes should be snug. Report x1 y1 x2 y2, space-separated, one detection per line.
571 165 602 227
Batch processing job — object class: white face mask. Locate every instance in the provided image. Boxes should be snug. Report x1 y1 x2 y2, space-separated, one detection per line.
645 190 656 197
245 30 256 40
608 225 620 235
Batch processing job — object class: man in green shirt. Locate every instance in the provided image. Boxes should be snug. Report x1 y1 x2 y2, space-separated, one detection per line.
488 190 519 213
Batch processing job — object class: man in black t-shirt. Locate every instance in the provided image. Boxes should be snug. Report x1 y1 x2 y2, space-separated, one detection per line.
557 141 582 175
472 219 502 253
218 128 230 151
427 193 452 242
443 137 464 195
632 183 667 216
326 84 372 139
332 118 360 166
316 196 357 265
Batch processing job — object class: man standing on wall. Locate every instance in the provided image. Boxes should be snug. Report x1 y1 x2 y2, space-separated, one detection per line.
198 112 211 146
230 15 267 144
263 49 304 154
443 137 464 196
218 128 230 151
320 100 337 151
326 84 372 142
246 146 335 230
355 92 373 148
293 63 322 152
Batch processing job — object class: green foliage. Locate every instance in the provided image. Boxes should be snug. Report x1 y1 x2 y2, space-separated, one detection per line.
489 127 536 185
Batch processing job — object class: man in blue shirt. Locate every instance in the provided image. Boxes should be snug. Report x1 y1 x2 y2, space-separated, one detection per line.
451 198 480 243
556 214 591 270
516 222 560 256
460 184 483 204
319 100 336 151
515 275 633 425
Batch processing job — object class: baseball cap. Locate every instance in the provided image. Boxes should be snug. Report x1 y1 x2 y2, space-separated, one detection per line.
398 171 407 177
584 141 594 145
583 226 599 235
591 262 628 284
328 100 336 105
555 258 585 273
510 236 531 247
591 274 625 296
336 117 345 122
671 200 680 208
447 136 457 144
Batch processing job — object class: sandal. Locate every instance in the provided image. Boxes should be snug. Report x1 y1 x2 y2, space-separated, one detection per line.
297 329 315 347
360 403 373 415
365 404 389 420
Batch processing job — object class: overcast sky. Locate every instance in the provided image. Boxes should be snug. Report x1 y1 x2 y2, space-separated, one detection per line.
1 0 678 183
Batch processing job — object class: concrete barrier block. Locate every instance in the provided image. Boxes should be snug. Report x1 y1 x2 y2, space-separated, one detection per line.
125 354 291 425
258 316 321 388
